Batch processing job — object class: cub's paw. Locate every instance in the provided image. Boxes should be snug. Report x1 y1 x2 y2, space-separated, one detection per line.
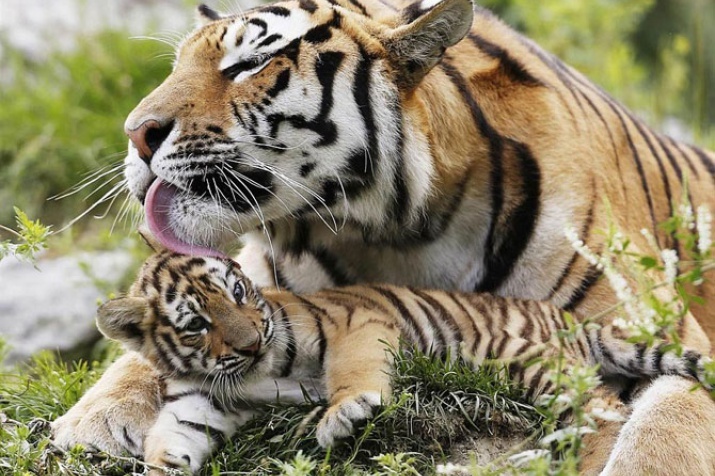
146 450 195 476
51 397 158 457
316 392 381 447
51 353 162 456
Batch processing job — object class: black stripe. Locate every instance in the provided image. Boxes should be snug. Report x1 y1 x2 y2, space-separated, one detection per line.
347 0 368 16
262 6 291 16
312 246 353 286
298 0 318 13
684 350 701 380
164 390 226 413
352 46 378 184
468 33 545 87
178 420 226 446
610 106 660 241
414 301 447 354
266 69 290 98
668 137 700 179
277 307 297 377
450 292 484 357
690 144 715 179
248 18 268 37
548 197 595 299
304 24 332 44
629 116 674 236
258 33 282 48
479 140 542 293
563 264 602 312
411 289 463 344
295 296 328 365
372 286 429 352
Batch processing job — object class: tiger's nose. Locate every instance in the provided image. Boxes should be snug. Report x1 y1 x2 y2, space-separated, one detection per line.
125 119 174 164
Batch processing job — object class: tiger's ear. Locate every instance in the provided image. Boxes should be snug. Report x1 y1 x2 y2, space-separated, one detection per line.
197 4 224 26
96 297 148 351
384 0 474 89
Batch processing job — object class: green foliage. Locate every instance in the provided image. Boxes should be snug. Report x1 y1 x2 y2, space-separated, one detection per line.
0 31 172 229
0 208 51 263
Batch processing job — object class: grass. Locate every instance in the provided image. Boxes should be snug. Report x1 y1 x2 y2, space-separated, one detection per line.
0 30 172 231
0 342 543 475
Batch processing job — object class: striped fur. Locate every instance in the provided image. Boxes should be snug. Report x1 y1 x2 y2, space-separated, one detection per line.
97 252 712 474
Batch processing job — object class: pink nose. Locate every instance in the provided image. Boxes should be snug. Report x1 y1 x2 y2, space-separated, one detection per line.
125 119 174 164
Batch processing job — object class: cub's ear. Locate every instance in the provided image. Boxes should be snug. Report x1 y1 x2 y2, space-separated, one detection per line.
137 226 165 253
96 297 148 351
384 0 474 90
197 4 225 26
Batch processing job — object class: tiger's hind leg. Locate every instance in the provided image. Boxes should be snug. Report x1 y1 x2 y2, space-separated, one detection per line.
598 376 715 476
51 352 162 457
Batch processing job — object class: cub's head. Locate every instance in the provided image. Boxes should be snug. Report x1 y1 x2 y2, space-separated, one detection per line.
124 0 473 255
97 251 276 386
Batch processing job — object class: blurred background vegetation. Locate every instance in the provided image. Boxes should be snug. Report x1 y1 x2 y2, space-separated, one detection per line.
0 0 713 235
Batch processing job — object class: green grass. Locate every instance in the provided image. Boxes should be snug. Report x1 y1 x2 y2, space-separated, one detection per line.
0 31 172 231
0 342 543 475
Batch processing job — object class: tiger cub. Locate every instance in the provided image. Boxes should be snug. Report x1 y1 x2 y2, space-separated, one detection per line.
97 251 712 474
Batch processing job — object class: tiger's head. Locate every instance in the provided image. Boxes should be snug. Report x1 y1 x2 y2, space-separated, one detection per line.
124 0 474 255
97 251 277 387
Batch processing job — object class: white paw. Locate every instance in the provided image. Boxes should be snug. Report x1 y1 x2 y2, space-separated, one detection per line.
316 392 381 447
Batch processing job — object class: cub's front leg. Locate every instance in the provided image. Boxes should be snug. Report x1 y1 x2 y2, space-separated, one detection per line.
144 382 256 475
316 311 400 447
51 352 162 456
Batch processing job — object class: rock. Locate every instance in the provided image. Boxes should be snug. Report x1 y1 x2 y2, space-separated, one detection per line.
0 250 135 364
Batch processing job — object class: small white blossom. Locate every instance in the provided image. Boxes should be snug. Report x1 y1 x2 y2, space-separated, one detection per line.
541 426 595 445
589 407 627 422
436 462 469 474
609 231 625 252
660 249 679 285
640 228 660 253
508 449 551 467
679 203 695 230
697 205 712 255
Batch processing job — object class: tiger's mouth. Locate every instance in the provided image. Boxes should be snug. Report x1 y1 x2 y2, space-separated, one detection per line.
145 179 228 258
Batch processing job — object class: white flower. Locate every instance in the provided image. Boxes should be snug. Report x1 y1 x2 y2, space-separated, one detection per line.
590 407 627 422
660 249 679 285
436 462 469 474
697 205 712 254
540 426 595 445
679 203 695 230
508 449 551 467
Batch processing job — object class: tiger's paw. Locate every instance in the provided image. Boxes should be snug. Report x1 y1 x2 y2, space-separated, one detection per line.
316 392 381 447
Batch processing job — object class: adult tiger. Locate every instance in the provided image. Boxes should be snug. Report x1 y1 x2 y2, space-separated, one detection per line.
53 0 715 473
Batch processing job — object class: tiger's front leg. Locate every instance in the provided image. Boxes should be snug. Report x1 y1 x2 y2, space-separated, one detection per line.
316 311 400 447
51 352 162 457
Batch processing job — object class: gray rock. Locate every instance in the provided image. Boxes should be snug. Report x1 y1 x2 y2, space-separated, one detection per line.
0 250 135 364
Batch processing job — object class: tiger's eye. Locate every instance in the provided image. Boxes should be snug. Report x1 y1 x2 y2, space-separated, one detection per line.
185 316 208 332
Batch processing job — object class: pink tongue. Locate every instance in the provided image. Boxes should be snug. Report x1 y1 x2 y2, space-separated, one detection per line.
145 180 228 258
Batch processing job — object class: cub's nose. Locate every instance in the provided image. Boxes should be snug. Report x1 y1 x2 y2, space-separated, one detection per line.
125 119 174 164
237 339 261 356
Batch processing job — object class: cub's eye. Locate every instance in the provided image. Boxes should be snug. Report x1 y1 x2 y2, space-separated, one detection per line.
234 281 246 303
185 316 209 333
222 56 270 80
